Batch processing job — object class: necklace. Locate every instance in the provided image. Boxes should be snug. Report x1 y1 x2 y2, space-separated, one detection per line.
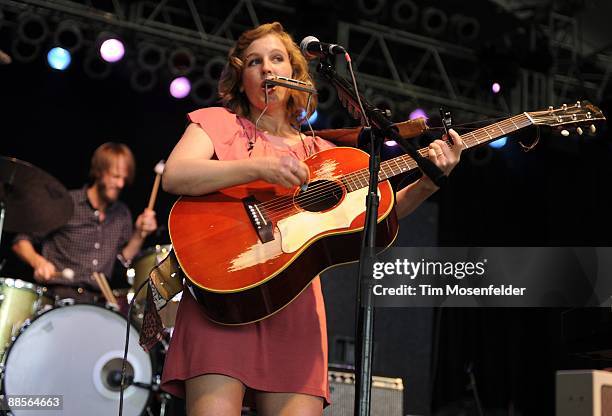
239 117 312 157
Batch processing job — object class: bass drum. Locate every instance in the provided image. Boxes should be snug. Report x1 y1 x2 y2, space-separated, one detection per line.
2 304 152 416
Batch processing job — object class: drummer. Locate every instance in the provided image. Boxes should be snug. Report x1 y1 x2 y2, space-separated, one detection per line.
12 142 157 303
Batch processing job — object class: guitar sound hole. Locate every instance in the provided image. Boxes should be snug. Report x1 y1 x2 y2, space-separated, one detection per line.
296 180 344 213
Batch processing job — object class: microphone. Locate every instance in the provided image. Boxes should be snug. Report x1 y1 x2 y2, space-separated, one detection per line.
107 370 153 390
300 36 346 60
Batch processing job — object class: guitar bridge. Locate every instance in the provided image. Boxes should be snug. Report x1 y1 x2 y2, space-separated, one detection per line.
242 196 274 243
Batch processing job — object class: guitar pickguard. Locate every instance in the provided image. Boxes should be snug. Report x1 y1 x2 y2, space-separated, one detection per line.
277 187 376 253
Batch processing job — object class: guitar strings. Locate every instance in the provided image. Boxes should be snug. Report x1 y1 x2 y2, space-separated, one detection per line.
261 114 562 221
257 110 584 218
258 114 534 217
258 115 535 219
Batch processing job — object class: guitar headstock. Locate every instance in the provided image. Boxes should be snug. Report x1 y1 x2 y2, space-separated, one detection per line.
528 101 606 135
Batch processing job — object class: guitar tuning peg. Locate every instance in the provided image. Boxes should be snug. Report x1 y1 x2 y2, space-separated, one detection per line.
590 124 597 134
562 103 567 110
576 127 583 135
561 129 570 137
576 101 581 107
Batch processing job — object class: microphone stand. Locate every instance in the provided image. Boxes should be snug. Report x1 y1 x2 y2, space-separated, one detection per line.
316 56 445 416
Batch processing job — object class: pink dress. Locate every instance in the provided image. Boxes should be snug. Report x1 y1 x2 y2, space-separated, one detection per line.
161 107 335 405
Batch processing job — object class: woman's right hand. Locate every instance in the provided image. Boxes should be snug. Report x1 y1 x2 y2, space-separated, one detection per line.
258 156 309 188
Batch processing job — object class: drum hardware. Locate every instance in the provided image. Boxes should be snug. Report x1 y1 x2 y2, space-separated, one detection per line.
159 391 173 416
55 297 75 307
109 371 159 391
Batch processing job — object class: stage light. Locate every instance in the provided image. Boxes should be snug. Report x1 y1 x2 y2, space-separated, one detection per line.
409 108 428 120
357 0 386 16
54 20 83 52
300 109 318 125
47 47 71 70
11 38 40 63
138 42 165 71
168 47 195 76
421 7 448 36
489 136 507 149
309 110 318 124
491 82 501 94
170 77 191 99
203 56 226 82
451 15 480 43
391 0 419 27
17 13 49 45
191 79 217 105
99 38 124 63
83 53 112 80
130 68 157 92
385 141 398 147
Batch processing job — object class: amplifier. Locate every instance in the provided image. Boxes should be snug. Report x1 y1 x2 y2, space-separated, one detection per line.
556 370 612 416
324 370 403 416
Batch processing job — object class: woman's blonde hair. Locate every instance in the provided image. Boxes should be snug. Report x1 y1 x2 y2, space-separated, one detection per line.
218 22 317 127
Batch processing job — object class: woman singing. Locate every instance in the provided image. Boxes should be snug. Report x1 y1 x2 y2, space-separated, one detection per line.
161 21 463 416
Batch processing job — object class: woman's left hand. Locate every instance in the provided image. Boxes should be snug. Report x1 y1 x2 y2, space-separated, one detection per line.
422 128 464 190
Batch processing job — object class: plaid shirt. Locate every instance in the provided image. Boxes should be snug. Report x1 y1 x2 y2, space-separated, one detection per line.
15 187 133 289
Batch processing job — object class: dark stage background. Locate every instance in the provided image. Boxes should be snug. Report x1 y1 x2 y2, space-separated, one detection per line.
1 3 612 415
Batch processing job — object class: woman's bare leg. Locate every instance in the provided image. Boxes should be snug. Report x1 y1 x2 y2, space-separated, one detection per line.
185 374 246 416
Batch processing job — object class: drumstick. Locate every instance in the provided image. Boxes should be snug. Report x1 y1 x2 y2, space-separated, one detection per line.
50 268 75 280
100 273 118 305
93 272 118 306
92 272 109 301
147 160 165 210
141 160 165 238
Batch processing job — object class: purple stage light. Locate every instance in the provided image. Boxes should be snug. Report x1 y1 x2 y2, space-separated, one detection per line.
491 82 501 94
100 38 124 63
170 77 191 99
409 108 427 120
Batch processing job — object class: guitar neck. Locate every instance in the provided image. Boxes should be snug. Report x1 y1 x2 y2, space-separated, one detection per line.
342 113 534 192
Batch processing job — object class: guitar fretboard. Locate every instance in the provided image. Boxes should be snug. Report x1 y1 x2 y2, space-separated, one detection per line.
341 113 533 192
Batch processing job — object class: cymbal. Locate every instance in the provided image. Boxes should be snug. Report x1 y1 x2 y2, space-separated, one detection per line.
0 156 73 234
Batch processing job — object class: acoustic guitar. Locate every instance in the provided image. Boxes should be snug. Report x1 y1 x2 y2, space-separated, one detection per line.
166 101 606 325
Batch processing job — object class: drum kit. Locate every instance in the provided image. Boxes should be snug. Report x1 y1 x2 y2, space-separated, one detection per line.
0 156 180 416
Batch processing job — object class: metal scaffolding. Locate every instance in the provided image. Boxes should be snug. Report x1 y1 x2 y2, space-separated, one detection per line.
0 0 609 120
335 20 509 119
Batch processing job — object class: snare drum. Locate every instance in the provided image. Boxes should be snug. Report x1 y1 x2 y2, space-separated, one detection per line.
0 278 51 358
2 304 153 416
